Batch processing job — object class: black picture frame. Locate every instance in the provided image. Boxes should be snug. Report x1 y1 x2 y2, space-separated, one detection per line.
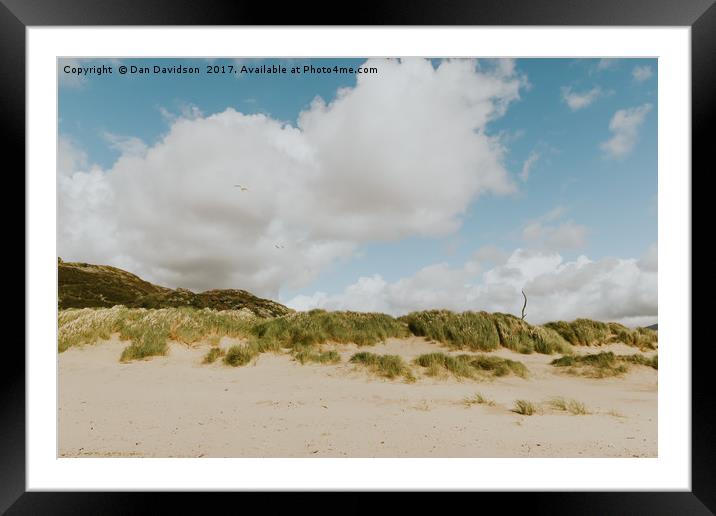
5 0 709 513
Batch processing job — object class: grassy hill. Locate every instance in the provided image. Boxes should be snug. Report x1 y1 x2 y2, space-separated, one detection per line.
58 258 292 317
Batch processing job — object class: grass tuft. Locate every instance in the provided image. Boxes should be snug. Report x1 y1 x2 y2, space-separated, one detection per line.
119 329 169 362
414 352 476 378
513 399 538 415
469 355 528 378
414 352 528 379
203 347 225 364
551 351 657 378
548 397 589 415
463 392 495 407
223 344 258 367
293 349 341 365
349 352 415 381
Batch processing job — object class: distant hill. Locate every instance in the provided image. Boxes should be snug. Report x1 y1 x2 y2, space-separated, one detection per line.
58 258 292 317
646 324 658 330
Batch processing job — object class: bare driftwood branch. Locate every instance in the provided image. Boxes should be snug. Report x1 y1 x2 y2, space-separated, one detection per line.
521 289 527 320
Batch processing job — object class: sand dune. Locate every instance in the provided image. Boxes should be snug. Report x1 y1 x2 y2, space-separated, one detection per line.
59 337 657 458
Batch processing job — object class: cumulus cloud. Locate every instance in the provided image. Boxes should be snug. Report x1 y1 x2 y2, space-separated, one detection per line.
58 58 523 296
58 136 88 177
600 103 652 159
561 86 602 111
286 245 658 326
632 65 653 82
521 207 587 252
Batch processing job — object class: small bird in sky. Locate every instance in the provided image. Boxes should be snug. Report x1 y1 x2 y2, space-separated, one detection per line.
234 184 249 191
274 244 285 249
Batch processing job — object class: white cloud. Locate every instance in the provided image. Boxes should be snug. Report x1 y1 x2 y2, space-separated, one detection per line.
561 86 602 111
58 58 523 296
103 132 148 157
632 65 653 82
600 103 652 159
286 245 658 326
521 207 587 252
596 59 618 71
519 151 540 181
58 136 88 177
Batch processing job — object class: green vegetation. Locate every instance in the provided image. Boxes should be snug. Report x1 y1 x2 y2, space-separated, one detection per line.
551 351 657 378
544 319 657 350
58 260 166 309
414 352 475 378
413 352 528 379
607 323 658 350
252 309 408 349
119 329 169 362
462 392 495 407
621 353 658 369
58 306 257 358
401 310 500 351
58 259 292 316
513 400 537 415
470 354 528 378
58 293 657 374
549 397 589 415
203 347 225 364
293 349 341 365
491 313 571 354
349 352 415 381
223 344 258 367
401 310 571 354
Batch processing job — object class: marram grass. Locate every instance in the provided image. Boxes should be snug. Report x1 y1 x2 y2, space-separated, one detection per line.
544 319 657 350
58 306 256 357
550 351 657 378
58 307 656 368
548 397 590 415
202 347 225 364
251 309 409 348
293 349 341 365
349 352 415 382
462 392 495 407
414 352 528 379
401 310 571 355
513 399 538 416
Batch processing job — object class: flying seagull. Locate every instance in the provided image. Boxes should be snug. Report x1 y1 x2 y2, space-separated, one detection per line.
234 184 249 191
274 244 285 249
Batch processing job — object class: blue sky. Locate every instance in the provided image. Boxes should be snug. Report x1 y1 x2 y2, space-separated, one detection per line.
58 58 657 325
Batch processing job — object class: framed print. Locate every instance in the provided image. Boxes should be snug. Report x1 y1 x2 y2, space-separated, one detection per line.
6 0 711 513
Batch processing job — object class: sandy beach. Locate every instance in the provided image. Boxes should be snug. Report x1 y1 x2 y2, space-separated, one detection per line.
58 336 657 458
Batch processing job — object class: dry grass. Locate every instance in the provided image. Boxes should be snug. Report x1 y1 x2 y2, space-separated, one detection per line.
513 399 538 415
58 306 256 358
548 397 590 415
462 392 496 407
